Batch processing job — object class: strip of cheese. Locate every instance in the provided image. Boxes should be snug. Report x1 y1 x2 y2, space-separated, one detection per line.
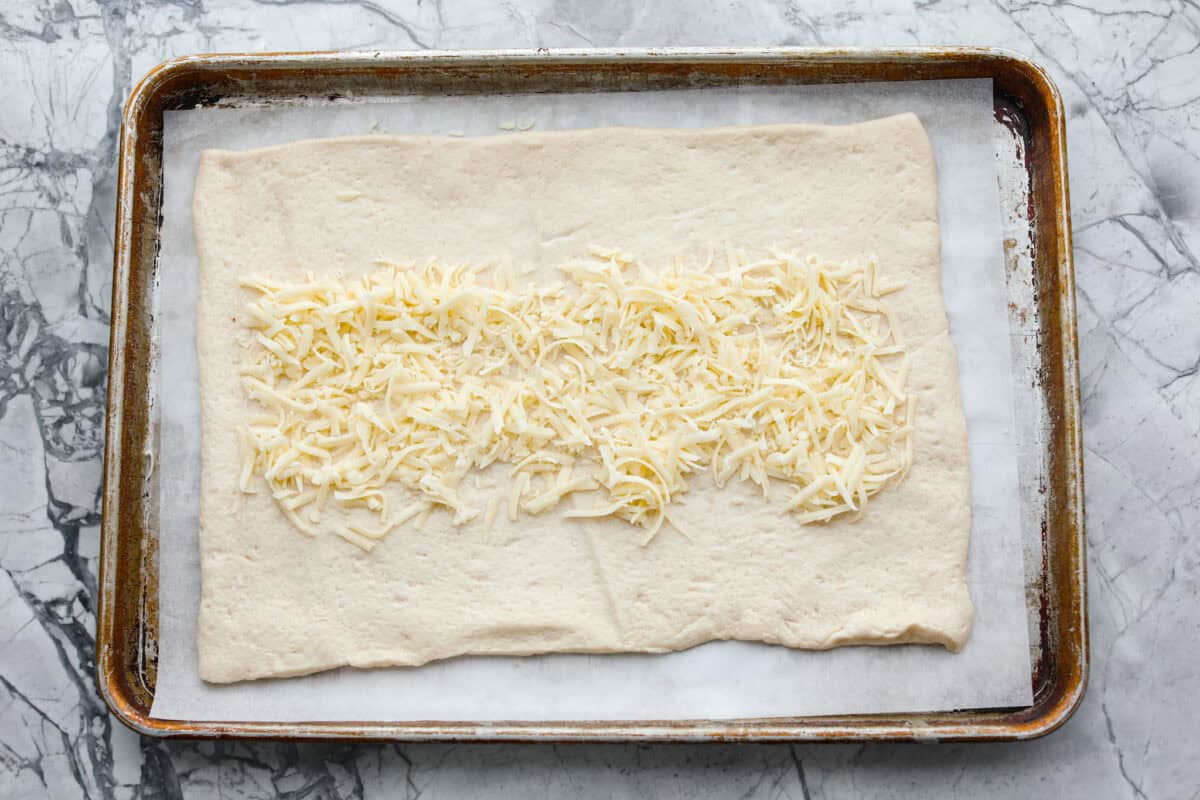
236 248 912 547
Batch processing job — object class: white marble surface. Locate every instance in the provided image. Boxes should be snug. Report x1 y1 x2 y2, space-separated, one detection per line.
0 0 1197 797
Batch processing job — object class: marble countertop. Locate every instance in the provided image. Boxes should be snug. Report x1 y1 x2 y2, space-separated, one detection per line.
2 1 1197 797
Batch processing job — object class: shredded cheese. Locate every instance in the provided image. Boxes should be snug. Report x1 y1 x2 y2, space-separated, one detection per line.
237 248 914 546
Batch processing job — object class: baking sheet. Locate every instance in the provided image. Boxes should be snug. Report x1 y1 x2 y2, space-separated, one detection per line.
150 78 1033 722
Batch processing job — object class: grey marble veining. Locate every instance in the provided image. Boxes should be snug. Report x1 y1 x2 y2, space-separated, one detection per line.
1 0 1197 797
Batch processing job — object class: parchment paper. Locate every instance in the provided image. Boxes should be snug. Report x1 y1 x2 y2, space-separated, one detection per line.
150 78 1033 721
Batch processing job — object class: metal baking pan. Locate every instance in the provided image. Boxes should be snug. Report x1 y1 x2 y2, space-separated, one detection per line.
99 47 1085 741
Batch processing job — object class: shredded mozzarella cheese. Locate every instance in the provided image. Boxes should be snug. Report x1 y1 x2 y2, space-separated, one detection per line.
237 248 913 547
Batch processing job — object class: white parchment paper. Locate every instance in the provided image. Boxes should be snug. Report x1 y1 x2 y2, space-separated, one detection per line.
150 78 1033 721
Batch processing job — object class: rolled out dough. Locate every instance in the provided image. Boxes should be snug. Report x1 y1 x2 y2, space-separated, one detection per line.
193 113 973 683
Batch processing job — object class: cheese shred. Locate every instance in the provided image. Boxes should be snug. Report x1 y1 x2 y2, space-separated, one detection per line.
237 248 914 544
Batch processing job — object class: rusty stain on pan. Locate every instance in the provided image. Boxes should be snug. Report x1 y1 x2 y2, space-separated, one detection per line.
98 47 1086 742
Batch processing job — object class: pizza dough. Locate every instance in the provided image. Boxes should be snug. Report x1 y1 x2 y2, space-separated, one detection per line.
193 114 973 683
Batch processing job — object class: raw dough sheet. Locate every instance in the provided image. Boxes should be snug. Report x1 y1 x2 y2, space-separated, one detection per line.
151 78 1032 721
